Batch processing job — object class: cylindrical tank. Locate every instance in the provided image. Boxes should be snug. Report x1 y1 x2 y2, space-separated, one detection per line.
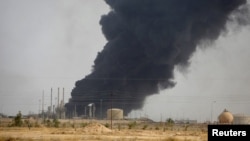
107 108 123 120
218 109 234 124
233 114 250 124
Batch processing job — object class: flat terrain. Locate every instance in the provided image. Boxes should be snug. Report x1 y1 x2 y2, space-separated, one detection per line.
0 118 208 141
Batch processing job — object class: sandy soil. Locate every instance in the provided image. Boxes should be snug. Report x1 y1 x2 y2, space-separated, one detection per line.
0 122 208 141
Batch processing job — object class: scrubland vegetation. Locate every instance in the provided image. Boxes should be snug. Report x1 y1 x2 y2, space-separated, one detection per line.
0 112 208 141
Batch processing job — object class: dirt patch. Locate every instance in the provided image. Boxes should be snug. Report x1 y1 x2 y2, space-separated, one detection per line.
82 122 112 133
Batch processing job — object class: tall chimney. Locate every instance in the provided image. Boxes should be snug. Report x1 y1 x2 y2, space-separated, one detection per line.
63 87 64 105
42 90 44 120
51 88 52 110
51 88 52 118
58 87 60 107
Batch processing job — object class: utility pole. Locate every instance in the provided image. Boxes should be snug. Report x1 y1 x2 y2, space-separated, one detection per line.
63 88 64 105
39 99 41 117
58 87 60 108
100 99 103 120
42 90 44 122
58 87 60 119
93 103 95 118
211 101 216 123
63 87 64 119
74 104 77 117
50 88 52 119
161 113 162 123
53 105 55 118
110 92 113 130
54 97 57 118
85 106 87 117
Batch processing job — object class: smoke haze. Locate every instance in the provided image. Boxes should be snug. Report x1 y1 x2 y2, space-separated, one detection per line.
65 0 248 117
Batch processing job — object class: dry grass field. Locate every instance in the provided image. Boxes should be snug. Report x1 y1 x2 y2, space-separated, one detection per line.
0 118 208 141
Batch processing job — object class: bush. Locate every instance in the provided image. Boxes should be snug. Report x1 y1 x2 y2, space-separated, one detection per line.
166 118 174 126
46 119 52 127
142 125 148 130
24 119 32 129
81 122 88 128
34 121 40 127
62 123 67 128
13 111 23 127
128 121 136 129
118 123 121 131
184 124 189 131
104 123 109 128
53 118 60 128
165 118 175 130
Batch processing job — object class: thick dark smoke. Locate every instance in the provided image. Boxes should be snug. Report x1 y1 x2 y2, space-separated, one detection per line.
65 0 248 118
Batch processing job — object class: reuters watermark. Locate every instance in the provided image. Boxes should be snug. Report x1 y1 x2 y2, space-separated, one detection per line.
208 124 250 140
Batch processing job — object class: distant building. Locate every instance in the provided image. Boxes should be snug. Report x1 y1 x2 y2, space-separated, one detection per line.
233 114 250 124
174 119 197 124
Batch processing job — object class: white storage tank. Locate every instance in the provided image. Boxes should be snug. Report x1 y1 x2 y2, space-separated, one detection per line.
107 108 123 120
233 114 250 124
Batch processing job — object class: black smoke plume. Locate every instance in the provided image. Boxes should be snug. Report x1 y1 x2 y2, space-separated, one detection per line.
65 0 248 118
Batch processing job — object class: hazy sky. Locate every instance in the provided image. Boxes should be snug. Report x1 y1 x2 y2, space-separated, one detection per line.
0 0 250 122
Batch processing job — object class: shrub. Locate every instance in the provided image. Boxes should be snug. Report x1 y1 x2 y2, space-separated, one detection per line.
166 118 174 126
34 121 40 127
155 126 160 130
128 121 136 129
118 123 121 131
81 122 88 128
24 119 32 129
184 124 189 131
53 118 60 128
13 111 23 127
104 123 109 128
142 125 148 130
46 119 51 127
165 118 175 130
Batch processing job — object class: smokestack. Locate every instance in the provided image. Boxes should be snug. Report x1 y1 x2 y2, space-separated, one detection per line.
51 88 52 109
58 87 60 108
42 90 44 120
50 88 52 118
65 0 249 117
63 87 64 105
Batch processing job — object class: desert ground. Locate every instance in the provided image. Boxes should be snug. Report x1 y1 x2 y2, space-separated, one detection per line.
0 118 208 141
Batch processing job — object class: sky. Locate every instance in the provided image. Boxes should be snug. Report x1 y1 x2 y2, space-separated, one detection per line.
0 0 250 122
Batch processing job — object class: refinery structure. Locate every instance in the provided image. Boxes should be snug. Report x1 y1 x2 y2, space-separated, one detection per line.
37 88 250 123
38 87 126 120
39 87 66 120
217 109 250 125
8 87 250 125
38 87 250 124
